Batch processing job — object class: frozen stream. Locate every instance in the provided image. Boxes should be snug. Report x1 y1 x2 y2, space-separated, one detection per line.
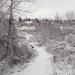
12 44 54 75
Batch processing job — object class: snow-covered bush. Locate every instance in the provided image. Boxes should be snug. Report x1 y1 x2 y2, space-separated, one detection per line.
47 40 73 62
66 33 75 47
8 43 36 67
47 39 75 75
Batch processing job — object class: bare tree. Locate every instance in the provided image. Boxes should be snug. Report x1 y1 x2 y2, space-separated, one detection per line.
54 12 62 23
0 0 34 58
66 11 75 22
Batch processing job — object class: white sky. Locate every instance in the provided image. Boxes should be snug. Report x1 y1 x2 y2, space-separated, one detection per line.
19 0 75 19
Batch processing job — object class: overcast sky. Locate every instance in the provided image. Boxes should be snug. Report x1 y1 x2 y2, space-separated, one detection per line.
20 0 75 19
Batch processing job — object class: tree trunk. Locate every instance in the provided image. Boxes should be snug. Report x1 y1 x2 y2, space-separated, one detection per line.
6 0 14 56
7 0 21 57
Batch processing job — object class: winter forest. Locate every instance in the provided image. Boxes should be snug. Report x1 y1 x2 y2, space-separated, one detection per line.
0 0 75 75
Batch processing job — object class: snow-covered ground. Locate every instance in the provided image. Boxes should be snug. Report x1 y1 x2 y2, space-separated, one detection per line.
11 43 54 75
9 25 54 75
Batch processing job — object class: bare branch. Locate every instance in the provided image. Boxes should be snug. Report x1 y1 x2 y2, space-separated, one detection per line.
13 10 23 15
1 8 10 17
0 0 34 17
13 0 33 9
13 1 23 9
0 0 7 9
14 8 31 13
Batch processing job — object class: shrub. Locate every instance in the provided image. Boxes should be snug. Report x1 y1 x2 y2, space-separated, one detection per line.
66 34 75 47
8 44 36 67
0 38 7 61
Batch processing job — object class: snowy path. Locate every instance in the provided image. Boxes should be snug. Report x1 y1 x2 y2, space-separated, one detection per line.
12 44 54 75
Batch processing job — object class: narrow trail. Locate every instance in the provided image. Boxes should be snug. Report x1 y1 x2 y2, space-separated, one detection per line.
12 44 54 75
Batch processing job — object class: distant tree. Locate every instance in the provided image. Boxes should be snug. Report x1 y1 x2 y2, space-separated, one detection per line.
45 18 49 22
28 18 31 21
54 12 62 23
35 18 40 23
24 18 31 21
66 11 75 21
